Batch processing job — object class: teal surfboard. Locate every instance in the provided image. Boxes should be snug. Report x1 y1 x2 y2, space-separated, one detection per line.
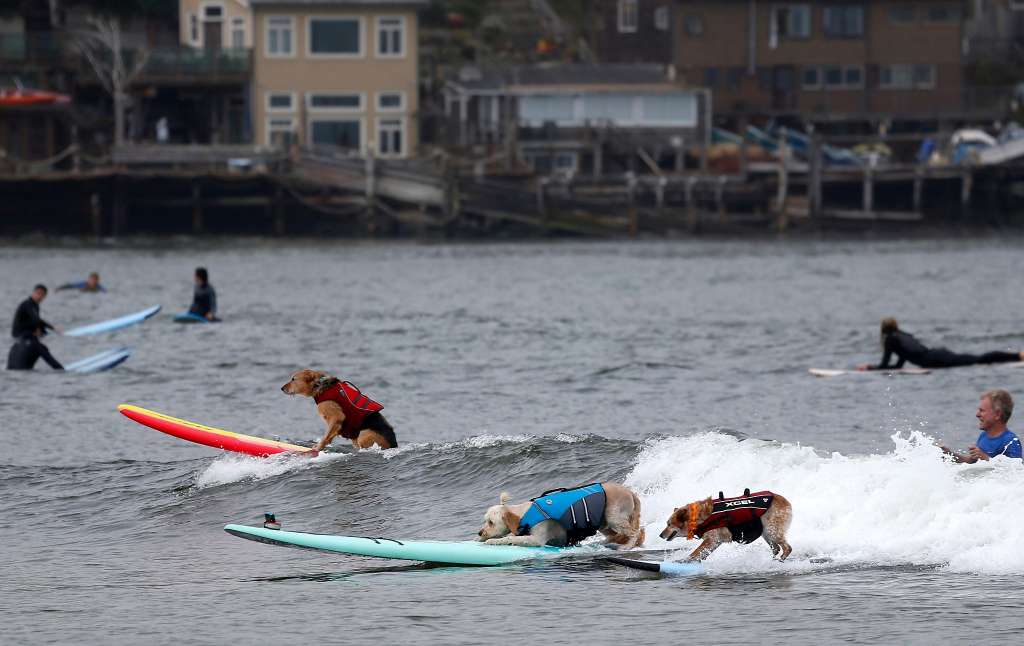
65 346 132 373
65 305 161 337
224 524 564 566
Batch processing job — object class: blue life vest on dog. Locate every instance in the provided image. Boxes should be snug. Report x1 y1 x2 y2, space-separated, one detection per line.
516 483 607 546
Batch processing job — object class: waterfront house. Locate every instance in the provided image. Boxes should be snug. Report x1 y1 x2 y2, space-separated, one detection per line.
443 63 709 175
669 0 993 130
249 0 427 157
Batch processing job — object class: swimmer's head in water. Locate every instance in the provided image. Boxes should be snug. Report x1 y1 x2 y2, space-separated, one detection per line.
880 317 899 336
87 272 100 288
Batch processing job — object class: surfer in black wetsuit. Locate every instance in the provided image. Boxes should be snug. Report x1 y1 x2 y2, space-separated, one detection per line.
7 285 63 370
860 317 1023 370
188 267 218 321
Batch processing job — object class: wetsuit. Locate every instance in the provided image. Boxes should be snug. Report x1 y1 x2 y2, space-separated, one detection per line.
57 281 105 292
974 430 1022 460
8 298 62 370
7 336 63 370
189 284 217 319
12 297 53 339
876 330 1019 369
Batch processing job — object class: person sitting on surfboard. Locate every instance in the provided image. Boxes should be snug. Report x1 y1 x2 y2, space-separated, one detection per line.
940 390 1021 463
57 272 105 293
188 267 218 322
858 317 1023 370
7 284 63 370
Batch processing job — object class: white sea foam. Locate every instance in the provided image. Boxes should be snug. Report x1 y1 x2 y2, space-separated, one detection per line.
194 451 349 488
626 431 1024 575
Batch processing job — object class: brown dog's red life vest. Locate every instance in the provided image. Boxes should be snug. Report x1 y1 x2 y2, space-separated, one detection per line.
693 490 774 539
313 381 384 439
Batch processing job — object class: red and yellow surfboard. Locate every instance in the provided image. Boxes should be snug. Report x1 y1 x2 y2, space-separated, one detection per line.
118 404 314 457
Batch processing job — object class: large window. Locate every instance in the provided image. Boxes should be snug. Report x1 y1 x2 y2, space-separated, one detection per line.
772 5 811 39
880 64 936 89
618 0 638 33
889 5 915 23
823 5 864 37
310 119 362 150
231 17 246 48
377 92 405 111
309 17 362 56
266 92 296 112
803 65 863 89
801 66 820 89
377 118 404 156
376 16 404 57
266 16 294 56
189 13 199 44
307 92 363 111
654 6 670 31
926 4 961 22
684 13 703 36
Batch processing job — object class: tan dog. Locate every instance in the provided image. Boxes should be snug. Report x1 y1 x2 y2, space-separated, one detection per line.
660 489 793 562
476 482 645 549
281 369 397 451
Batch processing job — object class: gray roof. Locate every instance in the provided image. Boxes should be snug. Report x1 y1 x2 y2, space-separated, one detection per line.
250 0 428 6
448 64 676 92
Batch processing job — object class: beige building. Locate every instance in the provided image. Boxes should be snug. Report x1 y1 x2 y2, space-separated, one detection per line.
250 0 426 157
179 0 255 49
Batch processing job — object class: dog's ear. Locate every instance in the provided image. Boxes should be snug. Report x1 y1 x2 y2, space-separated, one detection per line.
501 506 520 534
499 491 511 505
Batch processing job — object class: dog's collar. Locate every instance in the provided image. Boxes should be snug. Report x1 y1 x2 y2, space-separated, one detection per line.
686 502 699 540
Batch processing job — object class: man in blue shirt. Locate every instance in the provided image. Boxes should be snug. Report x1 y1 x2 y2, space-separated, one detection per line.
941 390 1021 463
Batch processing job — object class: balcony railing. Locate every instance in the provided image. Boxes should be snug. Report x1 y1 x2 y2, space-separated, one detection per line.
0 32 64 63
1 33 250 84
143 47 250 80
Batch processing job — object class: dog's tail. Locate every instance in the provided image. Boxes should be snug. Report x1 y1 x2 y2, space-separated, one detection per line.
629 490 646 546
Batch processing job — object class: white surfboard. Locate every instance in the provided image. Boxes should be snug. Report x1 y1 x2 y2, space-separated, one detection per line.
809 367 931 377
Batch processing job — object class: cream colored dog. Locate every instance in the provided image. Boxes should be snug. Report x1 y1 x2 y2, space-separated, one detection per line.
476 482 645 549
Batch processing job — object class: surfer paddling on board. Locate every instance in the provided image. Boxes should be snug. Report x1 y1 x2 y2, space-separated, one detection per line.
940 390 1021 463
57 272 105 293
7 284 63 370
858 317 1024 371
188 267 218 322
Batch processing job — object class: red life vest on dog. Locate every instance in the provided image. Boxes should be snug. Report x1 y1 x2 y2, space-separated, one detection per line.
694 490 774 539
313 381 384 439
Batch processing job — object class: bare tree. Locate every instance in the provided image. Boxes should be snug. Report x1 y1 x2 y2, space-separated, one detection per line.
75 16 149 146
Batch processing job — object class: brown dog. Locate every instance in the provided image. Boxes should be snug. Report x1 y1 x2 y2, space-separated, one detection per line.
476 482 645 549
659 489 792 562
281 369 397 451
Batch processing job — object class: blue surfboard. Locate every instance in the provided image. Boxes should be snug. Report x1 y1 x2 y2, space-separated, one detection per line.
65 305 161 337
65 346 132 373
173 312 212 324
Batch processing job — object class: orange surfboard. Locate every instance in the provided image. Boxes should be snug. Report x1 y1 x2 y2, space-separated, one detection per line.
118 404 314 457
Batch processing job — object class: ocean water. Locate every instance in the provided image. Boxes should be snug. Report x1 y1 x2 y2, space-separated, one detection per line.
2 237 1023 645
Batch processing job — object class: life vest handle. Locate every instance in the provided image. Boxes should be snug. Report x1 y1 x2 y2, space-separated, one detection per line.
686 502 699 540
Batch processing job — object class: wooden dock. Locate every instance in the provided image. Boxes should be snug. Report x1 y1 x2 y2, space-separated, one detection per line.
1 143 1022 237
